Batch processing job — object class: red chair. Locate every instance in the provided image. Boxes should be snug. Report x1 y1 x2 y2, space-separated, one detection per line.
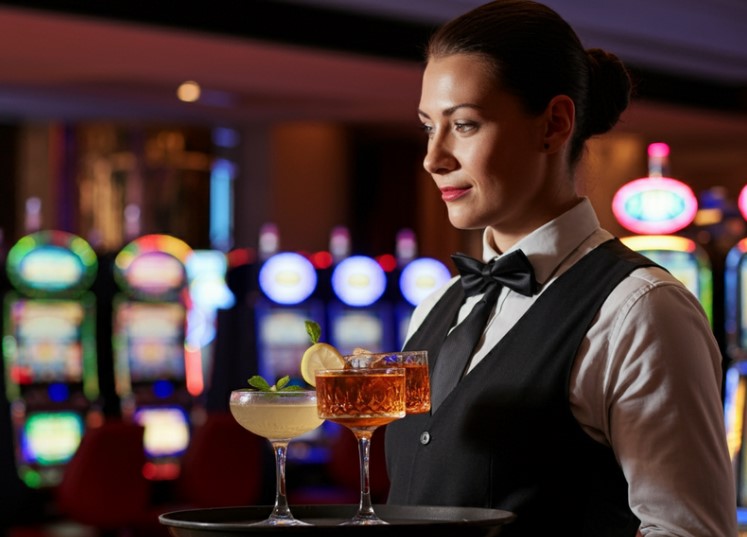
174 411 264 508
55 420 151 534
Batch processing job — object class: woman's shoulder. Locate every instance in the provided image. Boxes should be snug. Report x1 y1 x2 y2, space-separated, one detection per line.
625 263 695 292
605 263 710 325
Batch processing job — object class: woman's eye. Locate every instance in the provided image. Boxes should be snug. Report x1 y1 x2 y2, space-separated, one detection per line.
453 121 476 133
419 123 434 136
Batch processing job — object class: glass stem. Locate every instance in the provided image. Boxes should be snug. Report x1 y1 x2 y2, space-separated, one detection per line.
269 440 293 520
356 430 376 518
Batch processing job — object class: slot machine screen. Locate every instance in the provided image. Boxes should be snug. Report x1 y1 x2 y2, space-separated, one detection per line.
257 308 322 381
330 311 384 354
134 406 190 458
21 411 84 465
8 299 86 385
115 302 186 383
124 252 186 298
20 249 83 291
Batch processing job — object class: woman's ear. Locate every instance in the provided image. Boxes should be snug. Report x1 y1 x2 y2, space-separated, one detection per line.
541 95 575 153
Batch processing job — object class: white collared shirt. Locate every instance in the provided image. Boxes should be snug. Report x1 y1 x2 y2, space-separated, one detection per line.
406 197 737 536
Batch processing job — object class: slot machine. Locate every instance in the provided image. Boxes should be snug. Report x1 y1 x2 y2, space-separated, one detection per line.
254 250 325 386
721 186 747 525
111 233 196 481
327 253 394 355
2 230 99 489
612 142 713 322
724 239 747 513
321 226 398 356
253 247 328 468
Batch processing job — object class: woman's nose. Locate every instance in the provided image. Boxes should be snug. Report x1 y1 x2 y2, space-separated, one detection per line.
423 138 456 175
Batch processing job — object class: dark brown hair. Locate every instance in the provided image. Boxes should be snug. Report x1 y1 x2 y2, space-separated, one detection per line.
427 0 632 165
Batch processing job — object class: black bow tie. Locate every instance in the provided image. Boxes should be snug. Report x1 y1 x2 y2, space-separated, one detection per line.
451 250 537 297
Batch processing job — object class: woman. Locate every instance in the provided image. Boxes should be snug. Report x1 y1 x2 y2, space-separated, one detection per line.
384 1 737 536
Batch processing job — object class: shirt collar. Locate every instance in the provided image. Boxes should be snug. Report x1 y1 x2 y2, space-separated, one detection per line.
481 197 601 286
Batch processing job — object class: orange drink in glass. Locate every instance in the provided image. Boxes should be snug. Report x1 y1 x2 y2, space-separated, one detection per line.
344 350 430 414
315 367 405 525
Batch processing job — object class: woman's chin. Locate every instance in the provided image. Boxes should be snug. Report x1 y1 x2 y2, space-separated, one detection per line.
446 210 482 231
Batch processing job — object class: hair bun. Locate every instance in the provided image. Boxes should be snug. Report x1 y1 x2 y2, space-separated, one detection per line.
585 48 632 136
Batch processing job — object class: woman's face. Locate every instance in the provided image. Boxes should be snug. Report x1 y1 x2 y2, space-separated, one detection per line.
419 53 558 246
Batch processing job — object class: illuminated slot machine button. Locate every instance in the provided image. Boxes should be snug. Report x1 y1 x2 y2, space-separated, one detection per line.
259 252 317 305
331 256 386 308
47 382 70 403
399 258 452 308
153 379 175 399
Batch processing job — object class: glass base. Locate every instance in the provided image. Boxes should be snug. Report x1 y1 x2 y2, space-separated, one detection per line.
341 514 390 526
249 516 311 527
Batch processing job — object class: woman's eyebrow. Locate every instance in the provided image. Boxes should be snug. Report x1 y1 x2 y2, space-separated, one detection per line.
418 103 482 119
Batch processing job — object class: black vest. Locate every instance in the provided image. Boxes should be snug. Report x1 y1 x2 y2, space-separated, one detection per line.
385 239 656 537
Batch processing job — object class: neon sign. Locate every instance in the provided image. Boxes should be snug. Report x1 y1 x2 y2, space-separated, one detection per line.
612 143 698 235
737 185 747 221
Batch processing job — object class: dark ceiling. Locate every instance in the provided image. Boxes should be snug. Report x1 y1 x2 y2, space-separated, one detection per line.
0 0 744 140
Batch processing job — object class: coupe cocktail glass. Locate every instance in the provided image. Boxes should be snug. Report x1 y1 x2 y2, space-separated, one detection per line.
315 367 406 525
229 389 324 526
345 350 431 414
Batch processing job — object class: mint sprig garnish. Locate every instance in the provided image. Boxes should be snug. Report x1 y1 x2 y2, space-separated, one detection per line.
247 374 304 392
305 320 321 345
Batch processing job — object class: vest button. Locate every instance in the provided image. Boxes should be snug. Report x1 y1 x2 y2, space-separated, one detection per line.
419 431 431 445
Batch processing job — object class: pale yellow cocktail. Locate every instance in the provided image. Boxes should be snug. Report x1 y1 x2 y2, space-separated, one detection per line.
228 388 323 526
229 399 323 440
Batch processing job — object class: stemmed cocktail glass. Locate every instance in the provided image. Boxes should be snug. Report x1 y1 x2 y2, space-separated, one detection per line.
315 367 406 525
229 388 324 526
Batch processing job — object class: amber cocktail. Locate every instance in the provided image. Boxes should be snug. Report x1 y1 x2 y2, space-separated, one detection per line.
345 350 430 414
315 367 406 525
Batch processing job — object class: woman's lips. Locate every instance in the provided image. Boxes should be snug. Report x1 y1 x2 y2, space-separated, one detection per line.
440 186 471 202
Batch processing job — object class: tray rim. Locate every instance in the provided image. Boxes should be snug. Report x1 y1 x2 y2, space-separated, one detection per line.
158 503 516 529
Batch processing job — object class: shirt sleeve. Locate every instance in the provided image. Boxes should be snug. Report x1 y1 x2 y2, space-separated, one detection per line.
578 271 737 536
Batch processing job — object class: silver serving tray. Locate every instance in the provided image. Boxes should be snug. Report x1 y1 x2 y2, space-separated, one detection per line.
159 504 515 536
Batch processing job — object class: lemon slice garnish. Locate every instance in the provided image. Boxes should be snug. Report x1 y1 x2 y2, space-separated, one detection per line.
300 342 344 387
